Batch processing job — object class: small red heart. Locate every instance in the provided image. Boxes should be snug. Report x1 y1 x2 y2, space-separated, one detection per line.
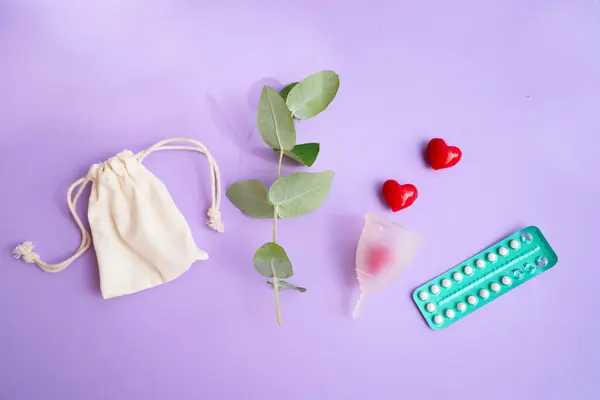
427 138 462 170
382 180 418 212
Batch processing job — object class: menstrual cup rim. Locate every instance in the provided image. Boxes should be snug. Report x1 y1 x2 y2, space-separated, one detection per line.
364 212 421 237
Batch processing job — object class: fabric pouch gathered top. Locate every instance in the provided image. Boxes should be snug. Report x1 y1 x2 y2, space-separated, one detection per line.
13 138 224 299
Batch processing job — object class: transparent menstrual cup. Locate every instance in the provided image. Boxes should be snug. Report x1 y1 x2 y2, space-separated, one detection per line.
353 213 423 318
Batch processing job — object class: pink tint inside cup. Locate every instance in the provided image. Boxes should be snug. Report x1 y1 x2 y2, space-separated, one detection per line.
355 213 423 295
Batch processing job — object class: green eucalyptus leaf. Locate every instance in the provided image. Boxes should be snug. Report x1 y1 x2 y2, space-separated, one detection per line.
269 171 334 218
279 82 298 101
286 70 339 120
274 143 320 167
267 280 307 292
257 86 296 150
253 242 293 279
226 180 274 218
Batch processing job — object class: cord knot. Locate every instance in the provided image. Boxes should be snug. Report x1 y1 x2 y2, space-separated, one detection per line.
13 242 41 264
207 208 224 233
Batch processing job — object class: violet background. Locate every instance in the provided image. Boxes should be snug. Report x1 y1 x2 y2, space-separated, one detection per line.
1 1 599 399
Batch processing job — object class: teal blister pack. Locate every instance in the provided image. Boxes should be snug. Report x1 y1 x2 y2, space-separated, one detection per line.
413 226 558 330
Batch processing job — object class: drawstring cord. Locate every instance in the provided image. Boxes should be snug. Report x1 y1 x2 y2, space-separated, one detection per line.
135 138 223 233
13 138 223 273
13 177 92 273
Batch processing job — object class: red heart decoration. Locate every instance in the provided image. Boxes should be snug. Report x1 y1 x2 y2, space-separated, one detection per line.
382 180 418 212
427 138 462 170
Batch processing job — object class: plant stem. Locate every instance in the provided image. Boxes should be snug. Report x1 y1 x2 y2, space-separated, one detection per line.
273 149 283 242
277 148 284 179
272 262 281 326
272 205 281 326
272 149 285 325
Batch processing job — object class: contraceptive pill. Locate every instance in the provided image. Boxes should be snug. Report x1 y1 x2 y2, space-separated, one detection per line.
413 226 558 330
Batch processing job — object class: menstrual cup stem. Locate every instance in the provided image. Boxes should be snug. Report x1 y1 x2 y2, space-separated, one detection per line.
353 292 366 319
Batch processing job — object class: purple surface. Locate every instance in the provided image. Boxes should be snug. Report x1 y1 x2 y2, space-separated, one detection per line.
1 1 599 399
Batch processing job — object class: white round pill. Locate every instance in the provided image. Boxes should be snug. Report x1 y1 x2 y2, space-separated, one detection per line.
433 315 443 325
479 289 489 299
445 309 455 319
457 302 467 312
487 253 497 262
502 276 512 285
467 295 478 305
498 247 508 256
426 303 436 312
419 291 429 301
463 265 474 275
441 278 452 288
430 284 440 295
509 240 520 250
453 272 463 282
475 259 486 268
490 282 501 292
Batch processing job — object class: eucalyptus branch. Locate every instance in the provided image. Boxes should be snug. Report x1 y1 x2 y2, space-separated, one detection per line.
226 70 340 325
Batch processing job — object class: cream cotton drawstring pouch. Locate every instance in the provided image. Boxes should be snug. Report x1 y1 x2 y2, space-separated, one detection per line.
13 138 224 299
